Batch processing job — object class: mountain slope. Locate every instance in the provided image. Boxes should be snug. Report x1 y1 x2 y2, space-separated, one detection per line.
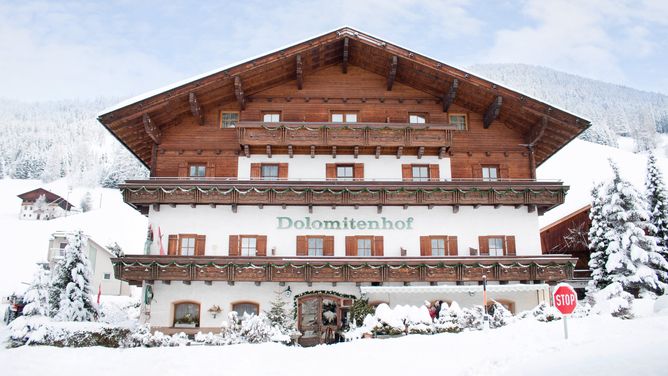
469 64 668 150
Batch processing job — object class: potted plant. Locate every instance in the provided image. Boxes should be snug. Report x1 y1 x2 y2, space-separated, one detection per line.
174 313 199 328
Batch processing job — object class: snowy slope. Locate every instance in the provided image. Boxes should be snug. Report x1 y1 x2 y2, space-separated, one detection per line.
1 313 666 376
538 137 668 227
0 179 147 296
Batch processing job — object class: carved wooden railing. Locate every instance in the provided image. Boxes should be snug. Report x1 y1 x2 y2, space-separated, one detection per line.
120 179 567 212
112 255 576 286
236 121 456 149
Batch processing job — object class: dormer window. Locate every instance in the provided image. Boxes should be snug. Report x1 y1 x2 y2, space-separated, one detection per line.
331 112 357 123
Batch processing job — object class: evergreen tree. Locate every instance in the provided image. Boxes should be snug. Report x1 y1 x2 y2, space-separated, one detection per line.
80 192 93 212
49 231 98 321
602 161 668 297
264 291 293 334
22 265 51 316
645 152 668 280
587 183 612 295
33 194 48 219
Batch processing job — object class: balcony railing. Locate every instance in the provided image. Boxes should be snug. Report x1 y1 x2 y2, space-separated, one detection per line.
120 178 567 212
112 254 576 286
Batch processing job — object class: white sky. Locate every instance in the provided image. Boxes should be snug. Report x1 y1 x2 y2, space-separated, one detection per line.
0 0 667 101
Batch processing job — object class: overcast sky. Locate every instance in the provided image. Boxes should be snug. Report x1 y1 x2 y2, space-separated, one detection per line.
1 0 667 101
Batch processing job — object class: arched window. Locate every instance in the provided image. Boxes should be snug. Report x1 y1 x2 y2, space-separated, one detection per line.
232 301 259 318
173 301 200 327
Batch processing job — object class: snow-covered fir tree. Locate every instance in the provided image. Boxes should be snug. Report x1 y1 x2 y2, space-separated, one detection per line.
587 182 613 295
22 265 51 316
264 291 293 334
33 194 48 219
645 152 668 279
80 192 93 212
49 231 98 321
602 161 668 297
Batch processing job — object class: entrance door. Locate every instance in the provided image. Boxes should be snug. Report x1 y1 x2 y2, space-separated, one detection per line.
297 294 341 346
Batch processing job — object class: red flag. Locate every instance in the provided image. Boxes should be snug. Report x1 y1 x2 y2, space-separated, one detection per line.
97 283 102 304
158 226 165 256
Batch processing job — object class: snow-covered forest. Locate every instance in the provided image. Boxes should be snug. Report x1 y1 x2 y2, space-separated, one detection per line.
470 64 668 150
0 98 147 187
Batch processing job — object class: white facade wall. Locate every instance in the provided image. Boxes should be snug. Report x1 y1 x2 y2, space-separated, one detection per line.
237 154 452 181
148 205 542 256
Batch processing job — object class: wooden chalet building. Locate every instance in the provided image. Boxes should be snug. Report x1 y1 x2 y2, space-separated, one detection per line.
98 27 589 345
17 188 74 220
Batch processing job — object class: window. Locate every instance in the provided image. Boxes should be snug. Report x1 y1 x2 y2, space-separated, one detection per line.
357 238 372 257
263 112 281 122
261 164 279 180
482 165 499 181
220 111 239 128
241 237 257 256
174 302 200 327
180 236 196 256
59 242 67 257
409 113 427 124
411 166 429 182
336 165 354 181
431 238 446 256
103 273 111 280
188 164 206 178
233 302 259 317
331 112 358 123
449 114 467 130
488 237 504 256
308 237 324 256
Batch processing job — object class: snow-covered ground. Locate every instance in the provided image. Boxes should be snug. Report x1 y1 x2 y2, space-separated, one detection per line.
0 312 666 376
0 179 146 296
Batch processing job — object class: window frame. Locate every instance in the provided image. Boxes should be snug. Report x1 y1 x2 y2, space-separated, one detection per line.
173 301 201 328
430 237 447 256
449 113 468 130
330 111 359 123
307 236 325 256
260 163 280 181
188 163 207 178
179 234 197 256
356 237 373 257
336 164 355 181
487 236 505 257
220 111 239 128
262 112 281 123
231 301 260 319
411 165 430 182
481 165 499 182
239 236 258 257
408 112 428 124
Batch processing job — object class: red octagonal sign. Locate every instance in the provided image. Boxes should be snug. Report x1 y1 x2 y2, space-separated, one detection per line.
553 283 577 315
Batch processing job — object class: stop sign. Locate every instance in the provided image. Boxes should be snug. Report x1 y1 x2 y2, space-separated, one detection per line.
553 283 577 315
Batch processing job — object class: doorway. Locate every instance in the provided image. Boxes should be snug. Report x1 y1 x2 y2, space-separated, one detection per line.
297 294 345 346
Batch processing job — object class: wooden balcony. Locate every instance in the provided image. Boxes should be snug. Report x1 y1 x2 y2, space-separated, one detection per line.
121 178 567 213
236 121 457 157
112 255 576 286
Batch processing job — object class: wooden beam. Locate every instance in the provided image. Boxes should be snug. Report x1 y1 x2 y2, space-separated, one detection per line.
387 56 398 91
375 146 381 159
396 146 403 159
288 145 293 158
354 146 359 159
331 145 337 158
142 113 161 144
483 96 503 129
296 54 303 90
452 205 459 214
310 145 316 158
527 115 549 147
417 146 424 159
266 145 272 158
234 76 245 110
442 79 459 112
342 37 349 73
188 92 204 125
244 144 250 158
438 146 447 159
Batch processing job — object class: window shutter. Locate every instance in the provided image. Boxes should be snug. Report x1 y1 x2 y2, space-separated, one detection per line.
206 162 216 177
168 235 178 256
195 235 206 256
345 236 356 256
296 236 307 256
448 236 458 256
429 164 440 181
250 163 261 179
323 236 335 256
373 236 384 256
256 235 268 256
278 163 288 180
420 236 430 256
500 164 509 179
354 163 364 181
505 236 516 256
228 235 240 256
326 164 336 180
478 236 489 256
178 162 188 177
401 164 412 181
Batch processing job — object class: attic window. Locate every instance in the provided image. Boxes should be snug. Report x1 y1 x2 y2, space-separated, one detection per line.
220 111 239 128
331 112 357 123
449 114 467 130
263 113 281 122
409 113 427 124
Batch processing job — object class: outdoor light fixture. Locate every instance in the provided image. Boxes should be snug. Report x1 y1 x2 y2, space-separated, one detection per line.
282 286 292 296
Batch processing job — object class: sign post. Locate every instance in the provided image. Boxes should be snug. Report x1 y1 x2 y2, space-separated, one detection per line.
552 283 577 340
